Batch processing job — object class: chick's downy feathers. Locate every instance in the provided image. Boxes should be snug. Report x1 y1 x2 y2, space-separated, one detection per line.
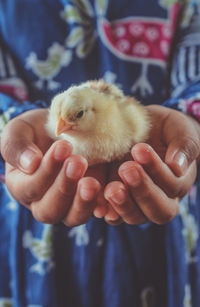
46 80 151 165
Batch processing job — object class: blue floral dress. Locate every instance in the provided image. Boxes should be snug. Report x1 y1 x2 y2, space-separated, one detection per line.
0 1 200 306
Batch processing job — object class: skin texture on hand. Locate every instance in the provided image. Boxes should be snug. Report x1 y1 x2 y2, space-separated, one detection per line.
104 105 200 225
1 109 103 226
1 105 200 226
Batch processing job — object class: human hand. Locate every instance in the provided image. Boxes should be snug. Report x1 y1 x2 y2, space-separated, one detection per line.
104 105 200 225
0 109 106 226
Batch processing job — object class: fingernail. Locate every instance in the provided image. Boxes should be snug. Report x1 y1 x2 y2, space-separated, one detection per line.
66 162 84 180
108 189 126 205
80 187 96 201
53 144 71 161
121 168 141 187
133 145 152 164
20 148 38 170
174 152 188 175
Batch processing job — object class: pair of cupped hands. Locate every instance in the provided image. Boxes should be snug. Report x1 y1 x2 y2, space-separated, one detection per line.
1 105 200 226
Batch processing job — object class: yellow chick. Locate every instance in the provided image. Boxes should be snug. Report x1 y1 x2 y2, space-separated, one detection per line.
46 80 151 165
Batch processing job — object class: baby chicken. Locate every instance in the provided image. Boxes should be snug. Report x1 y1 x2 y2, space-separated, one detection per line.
46 80 151 165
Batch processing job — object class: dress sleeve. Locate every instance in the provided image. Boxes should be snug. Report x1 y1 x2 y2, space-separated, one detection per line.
0 94 47 135
0 41 47 136
164 1 200 121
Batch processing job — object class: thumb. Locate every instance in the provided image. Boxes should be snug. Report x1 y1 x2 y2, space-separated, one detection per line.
165 136 200 177
0 117 43 174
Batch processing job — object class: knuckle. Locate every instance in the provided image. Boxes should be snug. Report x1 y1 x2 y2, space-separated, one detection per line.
189 138 200 156
58 174 82 197
1 137 28 169
1 138 16 162
182 136 200 161
1 120 18 159
59 183 76 197
23 188 41 204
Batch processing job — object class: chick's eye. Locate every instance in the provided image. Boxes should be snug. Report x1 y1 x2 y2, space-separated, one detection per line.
76 110 84 118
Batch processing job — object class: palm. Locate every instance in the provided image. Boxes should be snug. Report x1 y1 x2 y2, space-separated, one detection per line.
23 105 198 185
4 104 200 226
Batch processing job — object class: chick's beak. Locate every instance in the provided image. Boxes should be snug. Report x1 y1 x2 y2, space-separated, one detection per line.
56 115 73 136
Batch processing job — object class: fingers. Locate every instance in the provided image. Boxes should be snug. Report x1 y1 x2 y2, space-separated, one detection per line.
63 177 101 227
104 144 185 225
131 143 197 198
6 140 73 206
105 139 197 225
104 181 147 225
7 140 102 226
165 136 200 177
85 163 111 219
162 109 200 176
118 161 179 224
131 143 182 198
93 190 109 218
30 154 88 224
0 111 51 173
